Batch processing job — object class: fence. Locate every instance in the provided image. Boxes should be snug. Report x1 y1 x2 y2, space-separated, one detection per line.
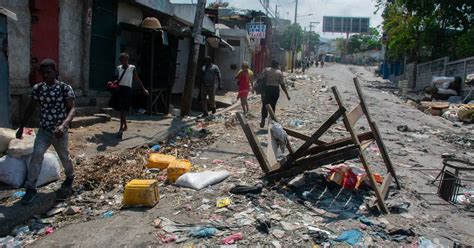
413 56 474 98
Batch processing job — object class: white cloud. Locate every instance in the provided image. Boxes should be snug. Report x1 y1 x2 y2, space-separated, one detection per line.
171 0 383 38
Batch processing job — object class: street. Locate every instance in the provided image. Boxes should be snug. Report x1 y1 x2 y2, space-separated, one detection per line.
30 63 473 247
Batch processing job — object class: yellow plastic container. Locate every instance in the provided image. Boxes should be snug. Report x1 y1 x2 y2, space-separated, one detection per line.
147 153 176 169
167 159 192 182
122 179 160 207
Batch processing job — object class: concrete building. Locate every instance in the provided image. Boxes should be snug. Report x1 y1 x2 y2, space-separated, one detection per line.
213 24 253 90
0 0 183 124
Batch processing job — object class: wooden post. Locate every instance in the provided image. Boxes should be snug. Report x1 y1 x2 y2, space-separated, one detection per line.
236 113 272 173
180 0 207 116
331 85 390 214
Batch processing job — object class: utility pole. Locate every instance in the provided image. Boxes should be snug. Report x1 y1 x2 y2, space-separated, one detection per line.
275 4 278 18
291 0 298 72
181 0 207 116
294 0 298 24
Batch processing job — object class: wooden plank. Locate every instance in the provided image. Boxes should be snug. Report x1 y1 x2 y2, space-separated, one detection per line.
266 146 360 181
380 173 393 199
371 121 401 189
360 139 375 151
332 85 390 214
285 107 346 165
284 128 327 145
353 77 374 123
347 104 363 126
236 113 272 173
354 78 401 189
301 131 374 157
265 104 295 154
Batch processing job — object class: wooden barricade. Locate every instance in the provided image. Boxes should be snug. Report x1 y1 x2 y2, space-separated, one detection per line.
237 77 401 214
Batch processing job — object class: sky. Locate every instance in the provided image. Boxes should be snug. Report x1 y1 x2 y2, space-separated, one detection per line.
170 0 383 39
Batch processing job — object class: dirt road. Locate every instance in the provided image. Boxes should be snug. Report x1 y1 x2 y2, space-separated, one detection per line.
32 64 473 247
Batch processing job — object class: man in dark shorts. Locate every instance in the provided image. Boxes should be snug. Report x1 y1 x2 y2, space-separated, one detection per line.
201 56 221 116
16 59 76 204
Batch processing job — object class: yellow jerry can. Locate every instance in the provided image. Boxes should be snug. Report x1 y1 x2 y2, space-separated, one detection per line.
147 153 176 169
167 159 192 182
123 179 160 207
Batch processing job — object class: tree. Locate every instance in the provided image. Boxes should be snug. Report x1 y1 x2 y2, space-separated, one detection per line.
303 31 320 54
377 0 474 62
281 24 304 51
347 28 382 53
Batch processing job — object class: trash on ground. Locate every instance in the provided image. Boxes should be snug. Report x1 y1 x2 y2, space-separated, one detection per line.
222 232 243 245
175 170 230 190
147 153 176 169
167 159 192 182
334 229 363 246
122 179 160 207
216 197 232 208
188 227 217 238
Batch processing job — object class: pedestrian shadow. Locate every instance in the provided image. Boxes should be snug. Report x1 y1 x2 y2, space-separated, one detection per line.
0 192 56 236
86 132 129 152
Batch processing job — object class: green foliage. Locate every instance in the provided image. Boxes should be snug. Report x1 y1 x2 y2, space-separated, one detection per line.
303 31 321 53
281 24 304 51
378 0 474 62
347 28 382 53
455 28 474 58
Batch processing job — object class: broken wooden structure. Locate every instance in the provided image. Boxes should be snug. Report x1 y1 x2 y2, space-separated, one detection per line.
237 77 401 214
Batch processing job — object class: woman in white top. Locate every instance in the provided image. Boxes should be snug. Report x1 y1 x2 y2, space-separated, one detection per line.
109 53 149 137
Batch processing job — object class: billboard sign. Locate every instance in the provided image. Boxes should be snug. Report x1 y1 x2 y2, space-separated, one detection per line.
323 16 370 33
247 23 266 38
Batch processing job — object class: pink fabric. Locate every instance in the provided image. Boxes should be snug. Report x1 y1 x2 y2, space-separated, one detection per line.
238 70 250 98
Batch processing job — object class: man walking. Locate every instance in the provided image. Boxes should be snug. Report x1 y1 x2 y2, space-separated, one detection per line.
16 59 76 204
201 56 221 116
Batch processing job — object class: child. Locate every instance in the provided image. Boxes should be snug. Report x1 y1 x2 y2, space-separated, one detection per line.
235 61 254 114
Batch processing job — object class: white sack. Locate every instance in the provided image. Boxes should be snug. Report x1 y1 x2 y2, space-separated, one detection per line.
431 76 455 89
27 152 61 187
175 170 230 190
8 136 35 158
0 128 16 154
0 155 27 188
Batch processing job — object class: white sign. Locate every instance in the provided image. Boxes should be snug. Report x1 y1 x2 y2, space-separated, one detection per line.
248 23 266 39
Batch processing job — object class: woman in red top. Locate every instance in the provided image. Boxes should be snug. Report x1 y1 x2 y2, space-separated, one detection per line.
235 61 254 114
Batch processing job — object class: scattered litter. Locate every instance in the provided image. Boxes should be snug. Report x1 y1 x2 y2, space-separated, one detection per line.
44 227 54 235
188 227 217 238
222 232 243 245
216 197 232 208
12 191 25 199
151 144 161 152
158 233 177 243
334 230 362 246
102 210 114 218
175 170 230 190
256 217 271 234
229 184 263 195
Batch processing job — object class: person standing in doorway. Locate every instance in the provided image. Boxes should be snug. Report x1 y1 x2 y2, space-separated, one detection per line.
16 59 76 204
201 56 221 116
235 61 253 114
109 53 149 138
260 60 290 128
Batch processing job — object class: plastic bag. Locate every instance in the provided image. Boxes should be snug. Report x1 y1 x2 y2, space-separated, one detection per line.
26 152 61 187
0 128 16 154
0 155 27 188
8 129 36 158
431 76 455 88
175 170 230 190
